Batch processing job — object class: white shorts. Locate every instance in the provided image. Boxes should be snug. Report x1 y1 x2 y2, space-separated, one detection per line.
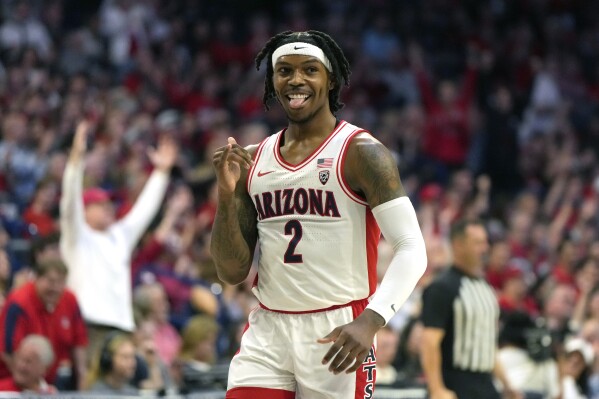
226 299 376 399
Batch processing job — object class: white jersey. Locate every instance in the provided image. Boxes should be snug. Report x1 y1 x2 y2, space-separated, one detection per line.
247 120 381 312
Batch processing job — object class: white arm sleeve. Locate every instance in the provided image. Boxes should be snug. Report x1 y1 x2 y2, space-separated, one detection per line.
366 196 427 324
117 170 170 249
59 161 85 248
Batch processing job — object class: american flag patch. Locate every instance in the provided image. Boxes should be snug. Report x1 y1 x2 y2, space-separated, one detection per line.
317 158 334 168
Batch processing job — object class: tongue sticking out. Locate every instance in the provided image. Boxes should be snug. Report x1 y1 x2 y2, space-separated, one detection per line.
289 97 306 109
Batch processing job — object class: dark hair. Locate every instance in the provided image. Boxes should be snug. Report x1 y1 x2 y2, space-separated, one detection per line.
394 317 420 369
31 231 60 263
577 366 591 397
499 311 534 349
35 259 67 277
254 30 351 114
449 218 485 241
499 311 553 362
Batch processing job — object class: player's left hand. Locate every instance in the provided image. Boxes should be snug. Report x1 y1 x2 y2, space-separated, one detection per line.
317 309 384 374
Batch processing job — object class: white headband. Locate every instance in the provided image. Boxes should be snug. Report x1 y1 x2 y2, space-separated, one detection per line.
271 42 332 72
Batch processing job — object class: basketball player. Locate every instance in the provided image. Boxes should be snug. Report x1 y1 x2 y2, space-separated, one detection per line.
211 31 427 399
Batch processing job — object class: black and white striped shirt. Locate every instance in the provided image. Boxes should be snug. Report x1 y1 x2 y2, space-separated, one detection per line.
421 266 499 373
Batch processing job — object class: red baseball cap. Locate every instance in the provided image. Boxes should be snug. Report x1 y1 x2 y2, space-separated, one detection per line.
82 188 111 206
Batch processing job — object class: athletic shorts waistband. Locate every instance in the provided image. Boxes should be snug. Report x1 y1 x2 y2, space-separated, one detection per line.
258 298 369 314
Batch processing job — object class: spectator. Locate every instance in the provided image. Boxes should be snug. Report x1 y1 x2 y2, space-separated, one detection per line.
580 319 599 398
361 15 401 66
173 314 223 392
394 317 426 388
506 210 535 263
518 64 562 146
0 259 88 390
540 283 577 346
86 332 137 395
0 0 53 61
486 240 513 291
22 178 58 237
409 43 478 172
420 235 452 285
571 260 599 332
132 282 181 367
497 311 560 399
575 259 599 297
131 318 172 392
30 230 62 264
561 337 594 399
551 239 578 288
375 326 400 387
0 111 47 207
497 267 539 317
0 334 57 394
131 184 219 326
479 85 522 195
98 0 157 69
59 121 177 355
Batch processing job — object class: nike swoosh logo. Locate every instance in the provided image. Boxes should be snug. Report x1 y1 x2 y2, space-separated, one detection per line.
294 46 307 50
257 170 275 177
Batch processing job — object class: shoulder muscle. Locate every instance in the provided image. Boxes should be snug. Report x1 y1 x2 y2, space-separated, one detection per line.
344 133 405 208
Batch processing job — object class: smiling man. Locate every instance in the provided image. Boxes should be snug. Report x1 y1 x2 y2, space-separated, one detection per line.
210 31 427 399
0 260 88 390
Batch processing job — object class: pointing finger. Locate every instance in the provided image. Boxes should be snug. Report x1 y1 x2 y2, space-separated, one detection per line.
319 331 344 365
225 138 253 168
317 328 340 345
216 144 232 165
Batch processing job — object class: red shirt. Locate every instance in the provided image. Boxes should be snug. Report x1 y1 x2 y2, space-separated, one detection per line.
22 207 56 237
416 68 478 166
0 377 20 392
552 265 576 287
0 377 57 393
486 268 506 290
498 295 539 317
0 282 88 383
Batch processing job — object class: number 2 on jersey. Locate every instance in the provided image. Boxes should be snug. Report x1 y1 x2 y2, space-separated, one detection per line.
284 220 303 263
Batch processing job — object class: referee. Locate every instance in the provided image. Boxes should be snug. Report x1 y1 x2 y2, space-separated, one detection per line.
420 219 520 399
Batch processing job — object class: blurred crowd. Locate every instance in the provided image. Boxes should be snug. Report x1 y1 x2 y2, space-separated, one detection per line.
0 0 598 397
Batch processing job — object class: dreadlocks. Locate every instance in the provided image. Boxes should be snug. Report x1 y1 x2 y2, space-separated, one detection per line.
255 30 351 114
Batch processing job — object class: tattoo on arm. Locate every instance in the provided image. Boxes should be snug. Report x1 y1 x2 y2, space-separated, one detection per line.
352 138 406 208
210 166 258 283
236 192 259 256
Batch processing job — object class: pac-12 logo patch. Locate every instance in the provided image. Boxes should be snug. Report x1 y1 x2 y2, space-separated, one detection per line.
319 170 330 185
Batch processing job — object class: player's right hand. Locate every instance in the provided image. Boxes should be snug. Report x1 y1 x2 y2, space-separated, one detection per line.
212 137 253 195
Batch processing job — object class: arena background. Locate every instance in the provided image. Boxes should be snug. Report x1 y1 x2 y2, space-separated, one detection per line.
0 0 598 398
